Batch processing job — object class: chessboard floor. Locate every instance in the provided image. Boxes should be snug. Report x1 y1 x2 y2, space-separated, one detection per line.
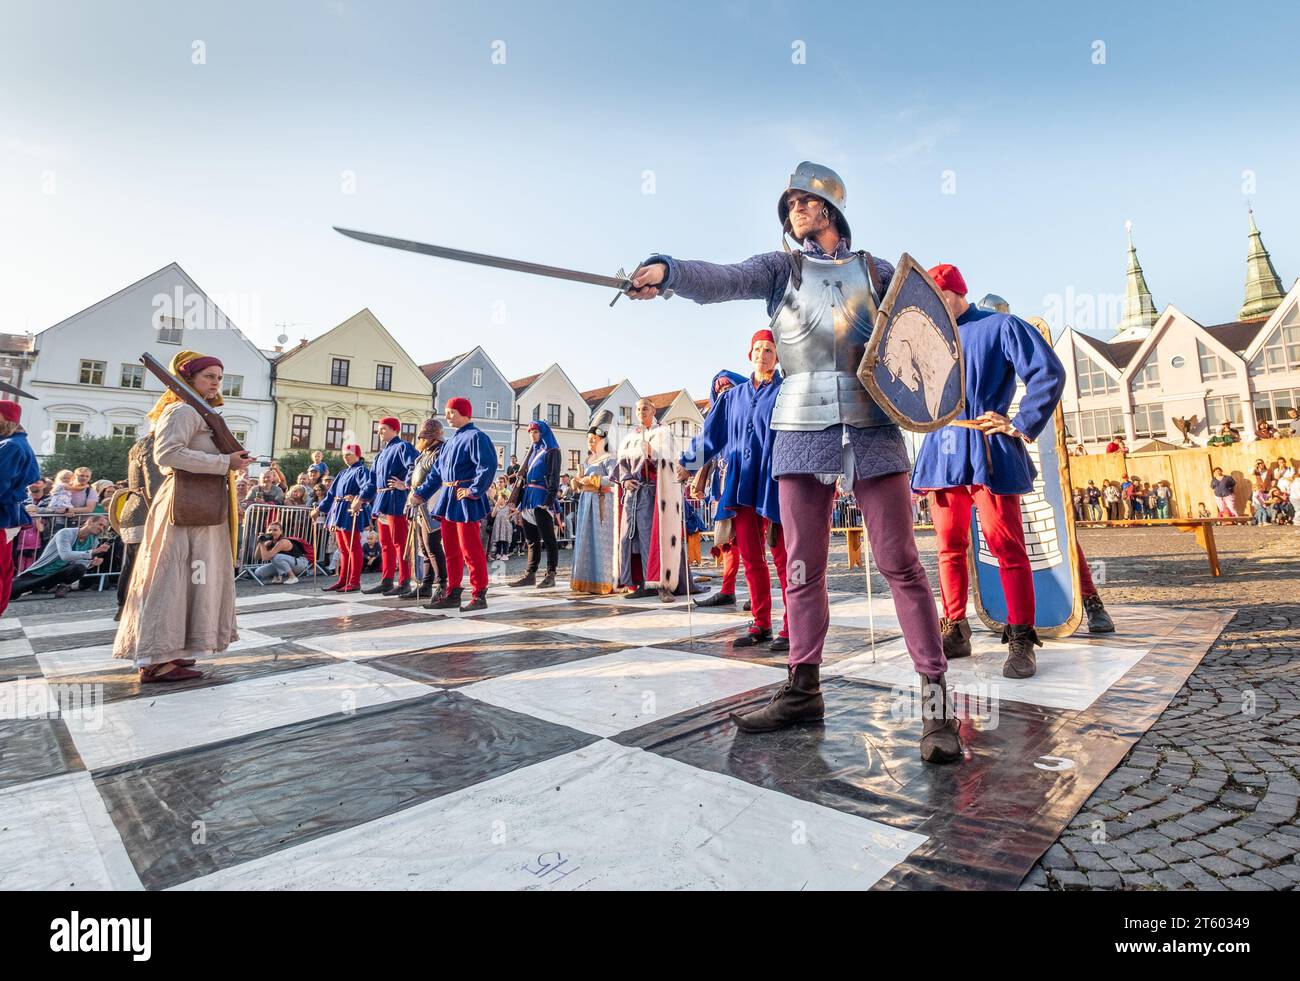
0 579 1230 890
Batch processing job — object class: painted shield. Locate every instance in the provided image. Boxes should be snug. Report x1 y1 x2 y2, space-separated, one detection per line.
857 254 964 432
969 317 1083 638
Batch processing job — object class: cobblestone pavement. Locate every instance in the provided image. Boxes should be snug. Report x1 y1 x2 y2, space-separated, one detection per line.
10 523 1298 890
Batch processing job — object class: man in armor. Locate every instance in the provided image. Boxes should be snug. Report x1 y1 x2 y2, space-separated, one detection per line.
628 162 961 764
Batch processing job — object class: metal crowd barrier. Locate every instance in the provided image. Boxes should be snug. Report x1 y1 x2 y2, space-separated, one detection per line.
236 503 330 581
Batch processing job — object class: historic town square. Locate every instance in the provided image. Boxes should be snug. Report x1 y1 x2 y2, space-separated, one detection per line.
0 0 1293 951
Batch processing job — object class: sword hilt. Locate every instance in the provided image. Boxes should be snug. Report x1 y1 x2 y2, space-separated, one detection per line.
610 267 673 307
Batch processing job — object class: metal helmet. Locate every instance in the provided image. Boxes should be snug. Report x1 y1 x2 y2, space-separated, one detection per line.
777 161 851 246
977 293 1010 313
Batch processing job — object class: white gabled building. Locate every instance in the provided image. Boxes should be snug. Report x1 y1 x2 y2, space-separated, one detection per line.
510 363 591 476
26 263 275 458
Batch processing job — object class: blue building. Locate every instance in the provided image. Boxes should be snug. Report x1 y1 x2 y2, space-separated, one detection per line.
420 346 516 467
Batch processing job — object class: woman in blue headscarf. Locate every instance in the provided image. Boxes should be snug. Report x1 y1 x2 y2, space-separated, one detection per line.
508 419 562 589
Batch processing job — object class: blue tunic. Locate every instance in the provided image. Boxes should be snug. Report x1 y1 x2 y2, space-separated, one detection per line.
0 430 41 529
371 437 418 516
430 423 498 524
681 371 783 524
319 460 374 531
520 420 561 510
912 307 1066 496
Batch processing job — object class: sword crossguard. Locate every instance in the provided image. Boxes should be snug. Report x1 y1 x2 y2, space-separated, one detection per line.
609 267 673 307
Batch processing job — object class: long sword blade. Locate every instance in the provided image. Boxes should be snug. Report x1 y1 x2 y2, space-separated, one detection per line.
333 226 631 291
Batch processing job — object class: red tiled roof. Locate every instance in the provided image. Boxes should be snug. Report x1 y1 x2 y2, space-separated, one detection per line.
581 383 619 407
419 354 466 383
510 372 542 393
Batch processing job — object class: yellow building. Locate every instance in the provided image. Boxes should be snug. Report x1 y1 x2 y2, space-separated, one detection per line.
270 308 432 456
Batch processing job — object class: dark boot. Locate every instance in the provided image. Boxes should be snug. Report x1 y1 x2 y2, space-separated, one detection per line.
400 581 432 600
537 571 556 589
659 586 676 603
423 583 447 609
733 625 773 648
509 572 537 587
1084 594 1114 633
362 578 393 595
918 672 963 764
769 635 790 652
695 592 736 608
459 591 487 612
624 586 657 599
430 586 463 610
731 664 824 732
382 580 407 596
940 616 972 659
743 599 752 612
1001 624 1042 679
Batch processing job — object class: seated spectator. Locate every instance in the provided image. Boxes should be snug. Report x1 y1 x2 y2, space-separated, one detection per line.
1256 418 1277 439
1207 423 1239 446
11 515 111 599
251 521 311 584
1105 435 1124 453
1268 487 1294 525
1270 457 1293 487
361 526 380 570
1196 502 1211 518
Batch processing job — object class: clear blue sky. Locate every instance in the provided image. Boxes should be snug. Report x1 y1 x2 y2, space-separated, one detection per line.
4 0 1297 400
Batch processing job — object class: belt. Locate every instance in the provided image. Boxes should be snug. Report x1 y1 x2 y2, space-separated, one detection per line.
527 482 546 490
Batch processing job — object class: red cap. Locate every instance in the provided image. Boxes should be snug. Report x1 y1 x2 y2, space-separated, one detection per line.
379 416 400 432
0 400 20 423
343 443 363 457
749 329 776 360
446 397 472 418
177 355 224 377
927 264 967 297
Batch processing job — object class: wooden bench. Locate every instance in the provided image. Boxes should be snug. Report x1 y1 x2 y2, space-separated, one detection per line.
1074 517 1251 577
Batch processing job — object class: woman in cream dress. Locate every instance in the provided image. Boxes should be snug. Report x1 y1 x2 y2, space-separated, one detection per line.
113 351 252 682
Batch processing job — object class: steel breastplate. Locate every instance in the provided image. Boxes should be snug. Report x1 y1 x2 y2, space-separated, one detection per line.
769 252 892 431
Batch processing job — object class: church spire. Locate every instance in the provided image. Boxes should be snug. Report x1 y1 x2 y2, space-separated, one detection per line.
1238 206 1285 322
1116 220 1158 339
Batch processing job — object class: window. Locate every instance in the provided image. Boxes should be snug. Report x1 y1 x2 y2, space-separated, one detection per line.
1074 349 1118 396
619 406 632 426
325 417 346 450
79 360 105 385
54 421 82 449
471 367 483 387
1249 309 1300 377
399 422 416 442
375 364 392 391
532 404 540 421
496 445 505 467
222 374 243 398
547 403 561 426
231 430 248 445
567 408 575 429
680 420 691 437
569 450 581 472
111 424 139 440
1197 340 1235 381
120 364 144 389
1132 403 1166 439
1204 395 1243 430
290 414 312 449
370 421 383 452
1073 407 1125 444
1253 388 1300 425
157 317 183 344
484 400 499 419
1130 352 1159 391
330 358 350 386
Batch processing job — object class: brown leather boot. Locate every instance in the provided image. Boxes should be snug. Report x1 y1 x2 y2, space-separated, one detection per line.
1001 624 1042 679
730 664 824 732
939 616 972 658
918 672 963 764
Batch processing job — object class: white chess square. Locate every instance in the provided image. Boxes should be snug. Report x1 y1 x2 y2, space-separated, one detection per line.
62 661 433 770
173 740 925 890
298 617 523 660
36 629 282 679
560 606 748 647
